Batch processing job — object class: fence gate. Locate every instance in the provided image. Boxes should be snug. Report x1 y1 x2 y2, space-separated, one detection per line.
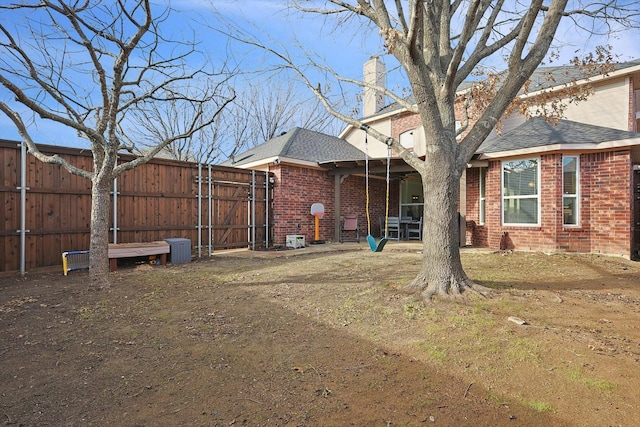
195 166 271 256
0 139 273 274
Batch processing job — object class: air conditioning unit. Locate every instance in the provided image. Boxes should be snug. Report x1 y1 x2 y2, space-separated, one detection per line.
286 235 305 249
163 238 192 264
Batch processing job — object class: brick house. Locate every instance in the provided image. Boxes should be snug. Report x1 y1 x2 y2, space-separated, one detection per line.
223 127 401 246
226 58 640 259
466 118 640 258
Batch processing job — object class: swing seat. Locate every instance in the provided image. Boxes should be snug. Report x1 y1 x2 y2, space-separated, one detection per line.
367 235 389 252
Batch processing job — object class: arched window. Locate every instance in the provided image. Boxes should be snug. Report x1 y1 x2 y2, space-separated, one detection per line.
399 130 414 150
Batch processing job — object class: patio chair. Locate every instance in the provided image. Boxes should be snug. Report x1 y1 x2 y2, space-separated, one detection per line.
401 216 412 239
339 214 360 243
407 217 423 240
386 216 402 240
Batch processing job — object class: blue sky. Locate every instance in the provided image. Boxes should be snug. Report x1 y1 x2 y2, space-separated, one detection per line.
189 0 640 78
2 0 640 148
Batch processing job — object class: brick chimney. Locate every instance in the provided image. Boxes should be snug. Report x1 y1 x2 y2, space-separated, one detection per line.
363 56 386 117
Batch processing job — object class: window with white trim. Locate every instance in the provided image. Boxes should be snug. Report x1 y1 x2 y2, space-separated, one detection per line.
502 159 539 225
562 156 579 226
399 130 414 150
479 167 486 225
455 121 463 139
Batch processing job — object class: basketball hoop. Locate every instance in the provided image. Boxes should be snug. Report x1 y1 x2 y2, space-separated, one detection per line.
310 203 325 244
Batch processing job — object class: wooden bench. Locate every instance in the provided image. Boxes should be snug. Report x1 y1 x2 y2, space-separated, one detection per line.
108 241 170 272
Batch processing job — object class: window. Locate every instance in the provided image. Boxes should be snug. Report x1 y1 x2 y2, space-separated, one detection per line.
502 159 539 225
400 175 423 220
455 121 463 139
562 156 579 226
399 130 414 150
479 167 486 225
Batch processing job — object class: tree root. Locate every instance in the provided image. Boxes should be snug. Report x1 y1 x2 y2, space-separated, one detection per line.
468 282 493 297
408 275 493 301
404 278 425 291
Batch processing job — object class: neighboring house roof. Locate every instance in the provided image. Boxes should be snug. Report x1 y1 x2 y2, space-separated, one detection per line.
221 127 365 168
522 58 640 93
475 117 640 159
359 58 640 120
371 95 414 118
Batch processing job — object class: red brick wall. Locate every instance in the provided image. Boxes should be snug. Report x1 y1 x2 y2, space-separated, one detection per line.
271 165 334 244
466 151 632 257
391 112 422 139
582 151 631 256
465 167 487 246
341 174 398 238
271 164 399 246
556 154 591 253
384 90 635 257
484 160 502 249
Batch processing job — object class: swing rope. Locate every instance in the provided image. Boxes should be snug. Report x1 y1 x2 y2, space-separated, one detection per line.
365 134 372 235
364 132 392 252
383 143 391 235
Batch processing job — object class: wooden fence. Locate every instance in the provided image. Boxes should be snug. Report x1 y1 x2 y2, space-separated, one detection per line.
0 139 273 274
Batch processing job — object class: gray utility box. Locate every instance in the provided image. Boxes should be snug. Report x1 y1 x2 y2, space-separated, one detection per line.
163 238 191 264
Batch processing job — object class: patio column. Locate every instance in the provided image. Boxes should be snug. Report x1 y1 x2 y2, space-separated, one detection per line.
334 174 341 242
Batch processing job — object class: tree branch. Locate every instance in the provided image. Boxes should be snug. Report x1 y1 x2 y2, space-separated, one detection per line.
0 101 93 179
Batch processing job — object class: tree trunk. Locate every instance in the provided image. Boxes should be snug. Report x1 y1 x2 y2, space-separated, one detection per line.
89 176 112 289
406 154 473 300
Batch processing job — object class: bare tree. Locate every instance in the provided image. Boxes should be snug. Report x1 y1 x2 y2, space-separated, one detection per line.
226 80 342 150
0 0 234 288
233 0 639 299
131 83 236 164
136 79 340 163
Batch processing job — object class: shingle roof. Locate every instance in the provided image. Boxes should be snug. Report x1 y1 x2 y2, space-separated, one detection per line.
221 127 365 167
476 117 640 154
368 59 640 118
523 58 640 92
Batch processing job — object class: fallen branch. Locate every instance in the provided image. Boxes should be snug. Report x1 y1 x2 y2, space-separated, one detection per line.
464 382 473 398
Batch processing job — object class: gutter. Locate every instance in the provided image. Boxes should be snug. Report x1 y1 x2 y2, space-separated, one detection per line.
476 137 640 159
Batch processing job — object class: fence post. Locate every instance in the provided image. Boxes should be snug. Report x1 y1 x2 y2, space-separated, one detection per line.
265 171 270 248
18 141 29 276
251 170 256 250
197 163 202 258
112 157 118 244
208 164 212 256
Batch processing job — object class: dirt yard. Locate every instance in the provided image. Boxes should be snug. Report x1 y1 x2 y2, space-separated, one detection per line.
1 243 639 426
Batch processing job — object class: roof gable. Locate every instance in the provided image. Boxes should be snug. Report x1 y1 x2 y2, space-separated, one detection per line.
223 127 364 167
